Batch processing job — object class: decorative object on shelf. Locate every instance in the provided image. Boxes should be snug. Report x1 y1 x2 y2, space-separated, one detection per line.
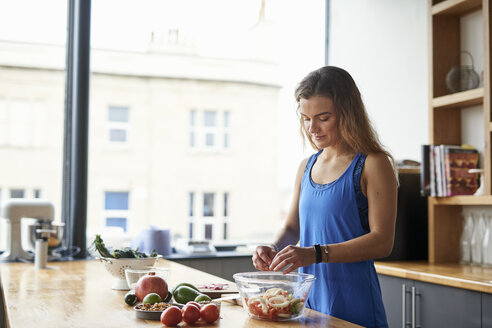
468 168 484 196
460 211 473 264
445 51 480 93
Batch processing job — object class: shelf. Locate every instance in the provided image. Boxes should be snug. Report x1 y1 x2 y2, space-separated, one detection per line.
432 0 482 16
432 87 484 109
430 195 492 205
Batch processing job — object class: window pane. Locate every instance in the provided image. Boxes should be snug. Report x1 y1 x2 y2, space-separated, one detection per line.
223 111 229 128
203 193 214 217
106 217 127 232
204 111 216 127
204 224 213 240
223 133 229 148
205 133 214 146
189 132 195 147
10 189 24 198
0 0 67 221
34 189 41 198
88 0 325 242
109 129 127 142
189 192 194 216
108 106 129 122
224 193 229 217
105 192 129 210
190 110 196 126
189 222 193 239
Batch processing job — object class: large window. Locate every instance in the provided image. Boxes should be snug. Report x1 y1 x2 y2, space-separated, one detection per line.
0 0 67 240
0 0 326 253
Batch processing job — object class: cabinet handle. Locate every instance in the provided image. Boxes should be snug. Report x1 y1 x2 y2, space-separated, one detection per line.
402 284 406 328
411 286 416 328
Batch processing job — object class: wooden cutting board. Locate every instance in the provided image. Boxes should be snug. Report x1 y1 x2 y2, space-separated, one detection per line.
198 283 239 299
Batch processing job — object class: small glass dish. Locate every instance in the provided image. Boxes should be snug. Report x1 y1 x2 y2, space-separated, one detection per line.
125 266 169 291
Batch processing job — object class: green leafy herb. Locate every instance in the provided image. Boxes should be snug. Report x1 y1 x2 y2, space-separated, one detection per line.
88 235 158 258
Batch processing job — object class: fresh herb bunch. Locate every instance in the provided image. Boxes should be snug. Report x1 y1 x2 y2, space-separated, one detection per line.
89 234 158 258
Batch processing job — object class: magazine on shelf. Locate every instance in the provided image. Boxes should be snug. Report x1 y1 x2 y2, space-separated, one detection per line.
424 144 480 197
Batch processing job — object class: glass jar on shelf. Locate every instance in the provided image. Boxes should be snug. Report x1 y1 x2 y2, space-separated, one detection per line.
482 212 492 267
460 211 473 264
470 211 485 265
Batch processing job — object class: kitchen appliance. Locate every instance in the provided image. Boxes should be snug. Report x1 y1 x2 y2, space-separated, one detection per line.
22 219 65 257
174 239 216 255
0 199 54 262
379 168 428 261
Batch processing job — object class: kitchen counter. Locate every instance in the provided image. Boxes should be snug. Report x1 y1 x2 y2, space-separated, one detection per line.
0 260 361 328
375 261 492 294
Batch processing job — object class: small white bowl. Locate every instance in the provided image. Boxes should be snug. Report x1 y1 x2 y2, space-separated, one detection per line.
125 266 169 291
98 256 162 290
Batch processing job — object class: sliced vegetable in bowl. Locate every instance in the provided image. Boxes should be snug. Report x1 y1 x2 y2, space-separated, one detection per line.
233 272 315 321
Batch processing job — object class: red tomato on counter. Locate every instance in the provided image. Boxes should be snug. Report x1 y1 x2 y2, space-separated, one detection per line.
160 306 182 327
182 304 201 324
200 303 220 323
186 301 201 309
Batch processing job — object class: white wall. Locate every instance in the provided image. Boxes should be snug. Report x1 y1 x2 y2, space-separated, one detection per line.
328 0 428 162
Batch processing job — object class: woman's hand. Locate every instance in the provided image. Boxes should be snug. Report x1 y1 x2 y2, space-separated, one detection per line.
252 245 277 271
269 245 316 274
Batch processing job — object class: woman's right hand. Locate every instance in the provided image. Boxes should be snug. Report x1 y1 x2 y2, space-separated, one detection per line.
252 245 277 271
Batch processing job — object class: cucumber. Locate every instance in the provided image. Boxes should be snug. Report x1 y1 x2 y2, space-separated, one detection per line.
173 285 201 304
124 291 138 306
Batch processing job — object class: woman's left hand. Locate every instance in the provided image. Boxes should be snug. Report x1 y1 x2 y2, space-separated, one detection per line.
269 245 316 274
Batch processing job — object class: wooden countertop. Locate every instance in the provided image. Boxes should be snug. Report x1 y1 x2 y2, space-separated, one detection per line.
375 261 492 294
0 260 361 328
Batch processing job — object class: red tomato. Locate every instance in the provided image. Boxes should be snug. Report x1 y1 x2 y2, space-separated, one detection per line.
182 304 201 324
200 303 220 323
186 301 201 309
160 306 182 327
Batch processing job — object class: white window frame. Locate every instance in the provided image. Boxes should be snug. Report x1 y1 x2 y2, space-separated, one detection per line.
189 109 231 153
102 191 130 233
188 191 229 241
106 105 130 147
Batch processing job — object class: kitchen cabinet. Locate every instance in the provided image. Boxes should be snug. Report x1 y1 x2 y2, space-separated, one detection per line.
484 292 492 328
427 0 492 263
379 274 482 328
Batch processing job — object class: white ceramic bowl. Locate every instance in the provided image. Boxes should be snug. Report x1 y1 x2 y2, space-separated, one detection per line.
125 266 169 291
233 272 315 321
99 256 162 290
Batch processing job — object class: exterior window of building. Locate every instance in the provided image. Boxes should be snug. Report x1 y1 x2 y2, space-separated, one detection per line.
107 106 129 143
203 111 216 148
33 189 41 198
10 189 24 198
223 192 229 217
189 192 194 216
104 191 129 232
203 192 214 217
204 224 213 240
189 110 196 147
189 109 231 151
223 111 230 148
223 222 227 240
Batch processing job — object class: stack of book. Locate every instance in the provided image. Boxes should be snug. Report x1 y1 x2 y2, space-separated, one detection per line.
420 144 480 197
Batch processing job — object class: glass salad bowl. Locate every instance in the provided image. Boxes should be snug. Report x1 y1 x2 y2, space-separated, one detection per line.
233 272 315 321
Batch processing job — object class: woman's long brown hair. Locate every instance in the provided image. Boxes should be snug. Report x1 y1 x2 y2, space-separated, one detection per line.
295 66 398 179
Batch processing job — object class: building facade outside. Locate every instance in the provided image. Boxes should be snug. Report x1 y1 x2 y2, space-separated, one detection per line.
0 23 283 250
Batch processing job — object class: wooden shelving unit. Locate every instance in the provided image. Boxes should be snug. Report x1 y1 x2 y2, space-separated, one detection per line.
428 0 491 264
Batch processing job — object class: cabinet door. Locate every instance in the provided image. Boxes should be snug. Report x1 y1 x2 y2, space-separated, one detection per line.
414 281 481 328
378 274 413 328
483 293 492 328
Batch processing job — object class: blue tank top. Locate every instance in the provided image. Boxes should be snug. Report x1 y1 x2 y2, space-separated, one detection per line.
299 151 388 328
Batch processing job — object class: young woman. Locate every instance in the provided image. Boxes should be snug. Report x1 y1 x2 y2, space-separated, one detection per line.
252 66 398 328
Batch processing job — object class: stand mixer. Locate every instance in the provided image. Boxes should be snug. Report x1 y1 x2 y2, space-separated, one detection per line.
0 199 54 262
